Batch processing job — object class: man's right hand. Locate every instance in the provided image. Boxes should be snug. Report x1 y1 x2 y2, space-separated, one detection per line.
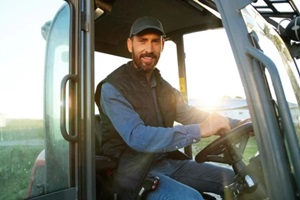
199 112 231 138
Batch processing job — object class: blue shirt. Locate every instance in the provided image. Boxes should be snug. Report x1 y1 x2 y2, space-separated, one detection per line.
100 79 238 153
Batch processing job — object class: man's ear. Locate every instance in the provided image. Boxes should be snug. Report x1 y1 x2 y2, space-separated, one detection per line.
161 39 165 52
127 38 133 53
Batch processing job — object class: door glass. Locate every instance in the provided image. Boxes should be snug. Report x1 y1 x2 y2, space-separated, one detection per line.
0 0 68 199
44 3 71 194
241 6 300 144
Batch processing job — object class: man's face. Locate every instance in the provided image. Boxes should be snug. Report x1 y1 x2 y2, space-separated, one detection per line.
127 30 164 73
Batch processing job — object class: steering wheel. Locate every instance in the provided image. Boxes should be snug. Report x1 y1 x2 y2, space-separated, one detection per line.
195 122 269 198
195 122 253 166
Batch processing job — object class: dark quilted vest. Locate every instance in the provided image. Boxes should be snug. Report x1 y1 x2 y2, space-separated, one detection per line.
95 61 177 199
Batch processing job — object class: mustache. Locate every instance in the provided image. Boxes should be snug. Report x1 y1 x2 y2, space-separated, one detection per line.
140 53 157 59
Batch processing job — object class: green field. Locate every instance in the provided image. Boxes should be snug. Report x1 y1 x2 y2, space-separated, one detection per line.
0 119 44 200
192 135 258 164
0 119 44 141
0 146 44 200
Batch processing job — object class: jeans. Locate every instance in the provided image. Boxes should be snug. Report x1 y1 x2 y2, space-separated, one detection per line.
146 159 234 200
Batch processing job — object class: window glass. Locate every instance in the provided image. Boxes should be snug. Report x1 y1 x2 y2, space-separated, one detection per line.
184 29 246 116
183 29 255 159
43 3 71 194
241 6 300 144
0 0 67 199
156 41 179 89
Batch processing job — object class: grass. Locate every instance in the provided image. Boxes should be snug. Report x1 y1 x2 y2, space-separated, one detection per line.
192 135 258 164
0 146 44 200
0 119 44 200
0 119 44 141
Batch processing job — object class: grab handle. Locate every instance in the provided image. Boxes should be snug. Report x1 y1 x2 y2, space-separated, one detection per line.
60 74 78 142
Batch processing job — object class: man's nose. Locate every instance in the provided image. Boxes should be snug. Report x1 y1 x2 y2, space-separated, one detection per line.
144 42 153 52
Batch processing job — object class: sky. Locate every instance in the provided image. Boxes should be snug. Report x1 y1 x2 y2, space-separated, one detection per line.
0 0 63 119
0 0 298 119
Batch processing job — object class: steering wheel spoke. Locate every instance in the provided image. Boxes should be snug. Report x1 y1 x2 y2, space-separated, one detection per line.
195 122 253 165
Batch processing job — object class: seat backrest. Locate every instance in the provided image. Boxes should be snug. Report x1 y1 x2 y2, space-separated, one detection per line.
95 114 102 155
94 114 117 171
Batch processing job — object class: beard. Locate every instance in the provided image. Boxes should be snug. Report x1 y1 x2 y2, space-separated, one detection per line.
132 50 160 73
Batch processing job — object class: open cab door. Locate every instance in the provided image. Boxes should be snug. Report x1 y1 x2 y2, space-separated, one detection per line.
215 0 300 199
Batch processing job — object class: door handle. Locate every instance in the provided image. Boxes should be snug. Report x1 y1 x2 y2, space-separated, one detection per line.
60 74 78 142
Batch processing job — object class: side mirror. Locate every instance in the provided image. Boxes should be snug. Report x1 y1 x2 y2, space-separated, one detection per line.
284 17 300 42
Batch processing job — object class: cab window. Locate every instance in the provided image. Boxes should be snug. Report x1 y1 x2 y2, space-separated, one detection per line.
0 1 70 199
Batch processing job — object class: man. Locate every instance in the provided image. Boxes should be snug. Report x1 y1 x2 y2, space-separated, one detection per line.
95 16 246 199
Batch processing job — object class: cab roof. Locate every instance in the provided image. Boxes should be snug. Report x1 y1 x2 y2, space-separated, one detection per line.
94 0 300 58
94 0 222 58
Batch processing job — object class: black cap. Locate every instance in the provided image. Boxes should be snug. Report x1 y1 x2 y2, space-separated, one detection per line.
129 16 165 37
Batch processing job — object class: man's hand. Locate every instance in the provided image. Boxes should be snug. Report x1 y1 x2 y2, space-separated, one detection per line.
237 118 252 127
199 112 231 138
237 118 254 135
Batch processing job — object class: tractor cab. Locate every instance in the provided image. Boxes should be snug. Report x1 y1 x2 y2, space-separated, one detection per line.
0 0 299 199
